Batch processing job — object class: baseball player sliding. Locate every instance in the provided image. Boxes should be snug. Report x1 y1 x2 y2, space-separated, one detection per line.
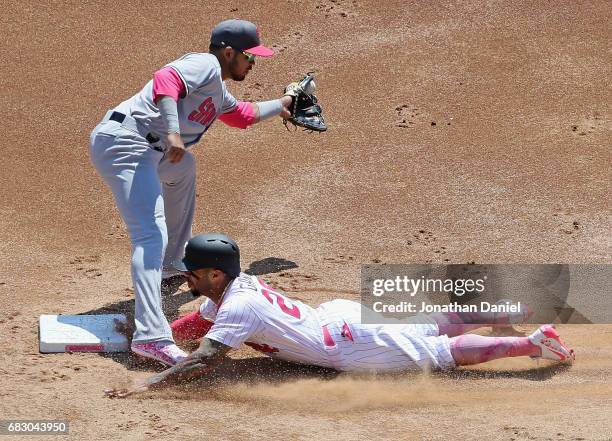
105 233 575 398
90 20 294 365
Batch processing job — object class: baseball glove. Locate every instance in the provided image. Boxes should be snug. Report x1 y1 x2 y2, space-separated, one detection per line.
283 73 327 132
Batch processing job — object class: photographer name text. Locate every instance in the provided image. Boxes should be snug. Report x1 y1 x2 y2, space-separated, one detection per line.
372 301 521 314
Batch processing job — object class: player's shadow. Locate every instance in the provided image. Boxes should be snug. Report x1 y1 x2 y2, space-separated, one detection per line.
141 358 571 400
127 357 340 400
192 357 339 387
244 257 298 275
437 362 573 381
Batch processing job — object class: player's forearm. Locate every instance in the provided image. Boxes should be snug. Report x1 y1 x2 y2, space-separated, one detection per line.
145 358 215 389
157 95 185 162
253 98 286 123
143 355 220 390
145 339 229 389
158 95 181 135
219 97 291 128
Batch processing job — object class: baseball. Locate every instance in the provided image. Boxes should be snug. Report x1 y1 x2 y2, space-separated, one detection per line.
303 80 316 94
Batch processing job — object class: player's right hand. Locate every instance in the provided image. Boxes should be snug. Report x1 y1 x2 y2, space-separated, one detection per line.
166 133 186 163
105 379 149 399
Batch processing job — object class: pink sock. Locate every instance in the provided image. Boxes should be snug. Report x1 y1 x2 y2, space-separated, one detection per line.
170 311 213 341
450 334 541 365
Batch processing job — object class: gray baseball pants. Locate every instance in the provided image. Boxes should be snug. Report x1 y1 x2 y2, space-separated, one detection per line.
89 112 195 344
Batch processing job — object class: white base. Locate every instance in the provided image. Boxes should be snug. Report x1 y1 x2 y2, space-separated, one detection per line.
39 314 129 353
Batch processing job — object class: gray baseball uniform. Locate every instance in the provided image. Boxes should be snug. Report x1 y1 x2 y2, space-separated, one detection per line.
90 53 236 344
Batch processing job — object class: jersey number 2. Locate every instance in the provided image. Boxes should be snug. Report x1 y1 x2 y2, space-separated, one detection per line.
258 279 301 319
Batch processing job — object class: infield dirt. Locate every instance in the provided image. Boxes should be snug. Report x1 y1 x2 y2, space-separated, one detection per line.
1 1 611 440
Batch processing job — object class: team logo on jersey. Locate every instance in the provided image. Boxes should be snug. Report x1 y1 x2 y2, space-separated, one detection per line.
188 97 217 127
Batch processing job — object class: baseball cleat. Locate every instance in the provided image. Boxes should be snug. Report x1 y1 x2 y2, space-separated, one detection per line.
528 324 575 362
131 342 188 367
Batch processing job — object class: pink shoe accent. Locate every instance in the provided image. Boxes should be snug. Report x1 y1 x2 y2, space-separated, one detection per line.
528 325 575 362
131 342 188 367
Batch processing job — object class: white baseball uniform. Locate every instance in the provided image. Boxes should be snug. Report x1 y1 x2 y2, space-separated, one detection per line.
89 53 237 345
202 273 456 372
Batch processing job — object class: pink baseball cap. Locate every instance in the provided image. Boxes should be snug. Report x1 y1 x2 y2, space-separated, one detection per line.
210 19 274 57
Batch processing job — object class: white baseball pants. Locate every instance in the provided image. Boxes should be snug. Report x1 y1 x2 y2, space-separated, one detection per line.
317 300 456 372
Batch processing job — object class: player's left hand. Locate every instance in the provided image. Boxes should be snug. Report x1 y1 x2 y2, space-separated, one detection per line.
282 73 327 132
104 379 149 399
279 95 293 119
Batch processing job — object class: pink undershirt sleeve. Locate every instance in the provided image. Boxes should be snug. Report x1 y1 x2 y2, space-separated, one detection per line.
170 311 214 341
152 66 186 103
218 101 257 129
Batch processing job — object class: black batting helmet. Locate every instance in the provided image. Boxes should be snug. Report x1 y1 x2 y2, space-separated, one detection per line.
172 233 241 278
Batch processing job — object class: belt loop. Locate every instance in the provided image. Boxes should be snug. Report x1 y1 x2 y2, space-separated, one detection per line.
109 111 126 124
104 111 164 152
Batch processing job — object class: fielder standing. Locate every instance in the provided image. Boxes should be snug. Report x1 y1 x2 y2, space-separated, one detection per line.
90 19 292 365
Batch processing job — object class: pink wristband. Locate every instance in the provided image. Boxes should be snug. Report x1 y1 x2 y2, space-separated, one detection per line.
218 101 257 129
